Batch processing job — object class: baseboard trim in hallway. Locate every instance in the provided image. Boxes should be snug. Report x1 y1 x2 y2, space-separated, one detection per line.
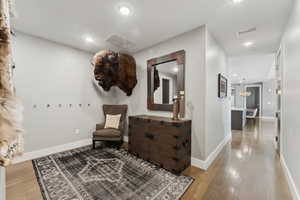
260 116 277 121
13 139 93 164
12 133 232 172
281 155 300 200
191 132 232 170
12 136 131 164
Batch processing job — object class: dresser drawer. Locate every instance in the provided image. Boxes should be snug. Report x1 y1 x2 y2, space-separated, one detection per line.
129 137 149 158
128 115 191 174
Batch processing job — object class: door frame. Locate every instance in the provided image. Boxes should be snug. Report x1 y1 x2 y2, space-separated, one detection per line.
244 84 262 117
276 45 284 156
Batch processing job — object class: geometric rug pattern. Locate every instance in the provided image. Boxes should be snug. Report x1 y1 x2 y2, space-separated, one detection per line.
32 146 193 200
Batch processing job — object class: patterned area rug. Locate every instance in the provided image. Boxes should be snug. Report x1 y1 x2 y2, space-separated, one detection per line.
32 146 193 200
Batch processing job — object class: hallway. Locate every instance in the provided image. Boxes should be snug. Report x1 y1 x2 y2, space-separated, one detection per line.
182 119 291 199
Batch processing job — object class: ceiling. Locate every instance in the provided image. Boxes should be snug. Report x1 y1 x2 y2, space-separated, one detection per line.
13 0 294 55
229 53 276 84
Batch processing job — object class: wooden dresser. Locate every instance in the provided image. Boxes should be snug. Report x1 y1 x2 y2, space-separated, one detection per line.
128 115 191 174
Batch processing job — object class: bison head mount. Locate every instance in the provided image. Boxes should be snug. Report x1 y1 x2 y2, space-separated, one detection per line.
92 50 137 96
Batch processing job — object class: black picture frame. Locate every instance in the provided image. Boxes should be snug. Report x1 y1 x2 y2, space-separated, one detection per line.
218 73 228 98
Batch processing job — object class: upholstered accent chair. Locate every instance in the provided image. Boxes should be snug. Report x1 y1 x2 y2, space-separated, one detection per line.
93 104 128 149
246 108 258 124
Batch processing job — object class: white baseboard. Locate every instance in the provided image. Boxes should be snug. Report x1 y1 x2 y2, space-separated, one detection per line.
12 132 231 172
191 157 206 170
13 136 129 164
260 116 277 121
191 132 232 170
13 139 92 164
280 155 300 200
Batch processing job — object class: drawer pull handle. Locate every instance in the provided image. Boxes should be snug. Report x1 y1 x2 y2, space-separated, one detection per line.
173 135 180 139
145 132 154 140
172 157 179 162
172 123 181 128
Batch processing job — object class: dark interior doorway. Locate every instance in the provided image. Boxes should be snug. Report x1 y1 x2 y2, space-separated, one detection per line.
162 78 170 104
246 86 261 116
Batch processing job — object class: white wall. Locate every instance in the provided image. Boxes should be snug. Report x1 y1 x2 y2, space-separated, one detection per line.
229 54 275 84
232 84 245 108
205 31 231 157
114 26 207 160
280 0 300 198
262 80 277 118
13 33 115 153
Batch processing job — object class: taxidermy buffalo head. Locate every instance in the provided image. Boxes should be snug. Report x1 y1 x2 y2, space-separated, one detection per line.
92 50 137 96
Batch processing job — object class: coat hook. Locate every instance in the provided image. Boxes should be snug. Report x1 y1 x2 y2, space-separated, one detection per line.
33 104 37 108
69 104 72 107
58 104 62 108
79 104 82 107
47 104 50 108
88 104 91 107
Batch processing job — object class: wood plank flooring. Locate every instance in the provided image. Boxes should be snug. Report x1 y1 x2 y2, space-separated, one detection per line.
6 119 292 200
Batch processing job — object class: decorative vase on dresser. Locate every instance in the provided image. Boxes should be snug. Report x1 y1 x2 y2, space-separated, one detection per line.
128 115 191 174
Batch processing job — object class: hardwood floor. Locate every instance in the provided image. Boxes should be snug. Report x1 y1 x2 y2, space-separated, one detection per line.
6 119 292 200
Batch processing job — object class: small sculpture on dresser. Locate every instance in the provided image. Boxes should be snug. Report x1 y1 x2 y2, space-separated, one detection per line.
173 91 185 120
179 91 185 119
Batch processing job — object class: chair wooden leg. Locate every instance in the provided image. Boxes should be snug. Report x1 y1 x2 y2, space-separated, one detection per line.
117 141 123 150
93 140 96 149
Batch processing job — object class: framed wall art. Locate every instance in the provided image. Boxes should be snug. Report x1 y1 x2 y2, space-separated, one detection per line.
218 73 228 98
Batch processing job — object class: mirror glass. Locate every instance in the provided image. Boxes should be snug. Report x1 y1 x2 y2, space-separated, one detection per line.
153 61 178 105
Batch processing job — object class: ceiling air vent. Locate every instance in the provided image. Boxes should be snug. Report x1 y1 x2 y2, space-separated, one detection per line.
106 35 136 51
237 27 257 37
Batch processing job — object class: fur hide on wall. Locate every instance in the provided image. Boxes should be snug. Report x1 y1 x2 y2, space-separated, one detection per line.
92 50 137 96
0 0 24 166
153 67 160 91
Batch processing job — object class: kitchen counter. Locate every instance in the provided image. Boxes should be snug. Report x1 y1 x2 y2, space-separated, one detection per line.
231 108 246 130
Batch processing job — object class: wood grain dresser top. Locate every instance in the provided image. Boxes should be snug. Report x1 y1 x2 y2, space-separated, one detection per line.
129 115 191 123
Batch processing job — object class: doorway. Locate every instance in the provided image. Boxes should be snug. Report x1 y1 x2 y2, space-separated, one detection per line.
245 85 262 117
162 78 170 104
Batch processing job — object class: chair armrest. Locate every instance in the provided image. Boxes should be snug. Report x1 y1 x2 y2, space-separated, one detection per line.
96 123 105 130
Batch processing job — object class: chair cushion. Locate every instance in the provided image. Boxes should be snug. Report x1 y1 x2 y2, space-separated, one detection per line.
104 114 121 129
93 129 121 138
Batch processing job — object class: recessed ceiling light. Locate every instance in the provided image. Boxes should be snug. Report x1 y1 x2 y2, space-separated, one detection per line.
243 41 253 47
232 0 244 4
85 36 94 43
119 6 131 16
233 73 238 77
173 67 179 73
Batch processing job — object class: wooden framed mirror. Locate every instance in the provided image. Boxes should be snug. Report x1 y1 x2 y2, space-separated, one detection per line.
147 50 185 117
